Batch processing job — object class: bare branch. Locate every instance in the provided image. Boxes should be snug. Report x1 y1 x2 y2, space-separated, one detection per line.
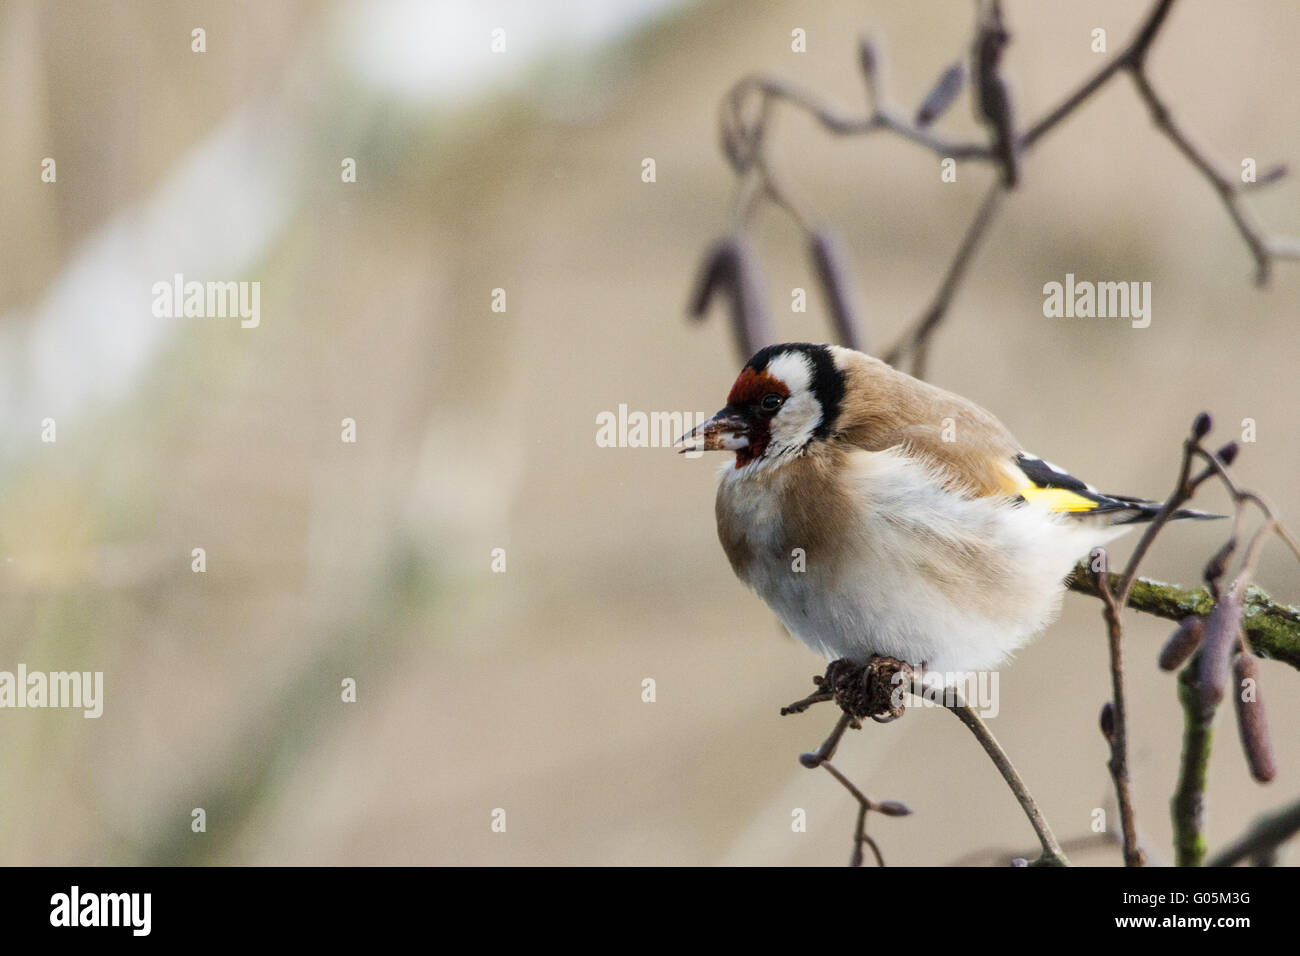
1069 568 1300 671
697 0 1300 379
1019 0 1175 149
881 181 1003 376
1093 550 1145 866
1207 796 1300 867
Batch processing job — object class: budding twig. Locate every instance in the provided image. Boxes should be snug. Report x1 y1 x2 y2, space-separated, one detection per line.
784 659 1056 866
1093 550 1145 867
698 0 1300 379
1076 413 1300 866
819 760 898 868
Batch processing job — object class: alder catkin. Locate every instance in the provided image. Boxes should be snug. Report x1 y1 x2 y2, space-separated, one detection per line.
1158 616 1205 671
1232 652 1277 783
688 237 772 360
1196 590 1243 718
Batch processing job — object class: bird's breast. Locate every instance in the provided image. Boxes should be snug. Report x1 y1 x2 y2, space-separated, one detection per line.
714 450 858 588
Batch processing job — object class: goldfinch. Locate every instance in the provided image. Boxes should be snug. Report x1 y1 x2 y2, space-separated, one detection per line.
679 343 1215 673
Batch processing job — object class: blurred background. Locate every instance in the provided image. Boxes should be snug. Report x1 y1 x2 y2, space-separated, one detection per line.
2 0 1298 866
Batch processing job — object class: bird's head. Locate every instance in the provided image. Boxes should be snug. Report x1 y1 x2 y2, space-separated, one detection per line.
678 343 846 470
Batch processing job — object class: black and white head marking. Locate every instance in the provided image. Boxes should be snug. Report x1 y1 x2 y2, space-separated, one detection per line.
738 343 846 466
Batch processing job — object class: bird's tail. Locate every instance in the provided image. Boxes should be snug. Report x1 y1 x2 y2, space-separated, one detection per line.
1094 495 1224 526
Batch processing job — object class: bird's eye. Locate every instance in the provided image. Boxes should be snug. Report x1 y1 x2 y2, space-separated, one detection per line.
760 394 784 413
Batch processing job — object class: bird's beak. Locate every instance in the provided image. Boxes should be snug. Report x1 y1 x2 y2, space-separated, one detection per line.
675 405 752 455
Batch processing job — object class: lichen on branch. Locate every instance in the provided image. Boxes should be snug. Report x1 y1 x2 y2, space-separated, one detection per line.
1069 563 1300 671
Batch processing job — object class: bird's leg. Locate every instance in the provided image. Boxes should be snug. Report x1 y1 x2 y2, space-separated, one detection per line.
789 657 909 766
826 656 912 720
782 656 913 720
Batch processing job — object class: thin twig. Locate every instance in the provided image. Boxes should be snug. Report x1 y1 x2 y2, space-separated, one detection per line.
914 678 1069 866
945 829 1165 868
799 711 853 767
1094 553 1145 866
881 181 1004 376
1207 796 1300 867
1190 447 1300 564
1019 0 1175 149
781 687 834 716
1113 429 1202 609
820 760 887 867
1128 69 1297 285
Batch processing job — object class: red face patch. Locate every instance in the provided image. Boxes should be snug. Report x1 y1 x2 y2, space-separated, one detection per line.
724 367 789 468
726 368 790 407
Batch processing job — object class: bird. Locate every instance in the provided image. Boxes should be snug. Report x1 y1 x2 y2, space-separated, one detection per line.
677 342 1216 674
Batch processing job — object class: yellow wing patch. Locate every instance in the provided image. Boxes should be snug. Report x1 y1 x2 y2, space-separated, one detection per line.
1018 486 1102 513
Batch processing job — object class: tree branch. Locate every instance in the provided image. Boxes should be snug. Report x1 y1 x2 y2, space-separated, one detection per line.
1068 565 1300 672
696 0 1300 373
1094 557 1145 866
